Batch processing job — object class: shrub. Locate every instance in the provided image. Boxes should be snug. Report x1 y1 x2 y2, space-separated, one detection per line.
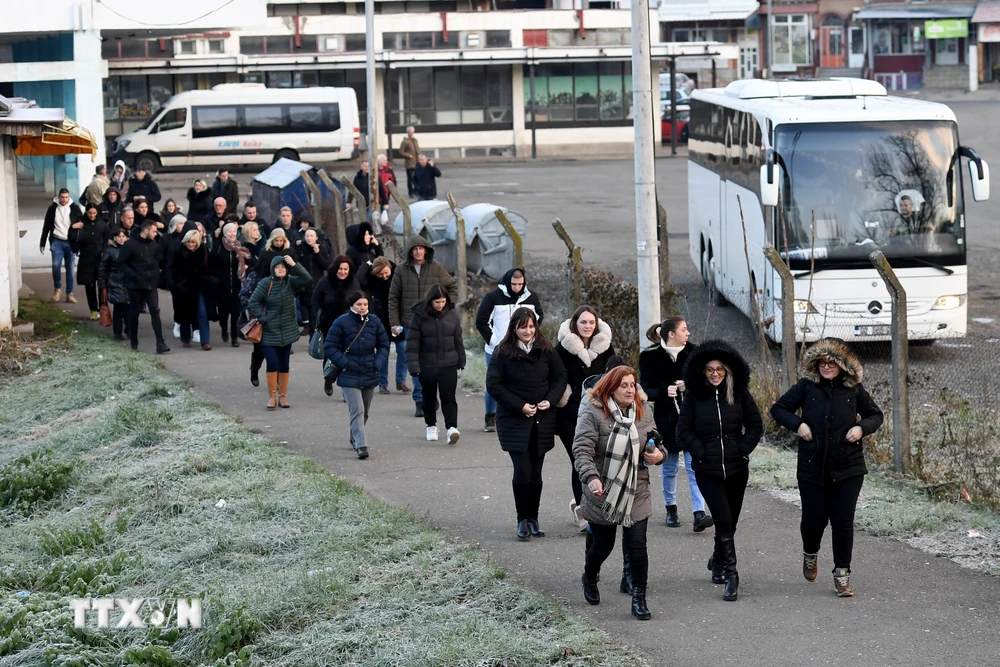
581 268 641 367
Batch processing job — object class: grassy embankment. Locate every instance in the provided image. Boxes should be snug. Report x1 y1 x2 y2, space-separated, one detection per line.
0 299 642 667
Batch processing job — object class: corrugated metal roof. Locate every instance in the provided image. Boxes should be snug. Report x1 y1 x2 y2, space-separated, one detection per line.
972 0 1000 23
854 5 975 20
658 0 758 22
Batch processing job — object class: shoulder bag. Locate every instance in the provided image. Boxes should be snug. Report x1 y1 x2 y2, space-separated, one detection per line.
308 309 325 360
240 280 272 344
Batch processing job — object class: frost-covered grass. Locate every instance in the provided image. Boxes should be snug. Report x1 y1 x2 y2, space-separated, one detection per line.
458 344 488 394
0 309 643 667
749 443 1000 577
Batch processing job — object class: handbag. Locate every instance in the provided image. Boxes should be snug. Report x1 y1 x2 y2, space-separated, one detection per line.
323 318 368 383
240 281 272 344
308 309 325 360
98 289 112 327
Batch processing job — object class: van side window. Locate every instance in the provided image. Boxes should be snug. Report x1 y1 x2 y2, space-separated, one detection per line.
288 104 340 132
193 106 239 138
157 108 187 132
244 105 284 130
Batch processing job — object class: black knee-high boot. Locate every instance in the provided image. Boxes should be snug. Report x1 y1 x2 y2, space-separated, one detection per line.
708 535 725 584
720 533 739 601
621 549 633 595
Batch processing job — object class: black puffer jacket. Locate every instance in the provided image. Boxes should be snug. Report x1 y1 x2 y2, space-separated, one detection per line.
97 242 129 305
357 261 401 342
639 342 696 453
346 222 384 270
118 235 161 291
676 340 763 480
405 299 466 375
312 262 359 336
771 338 884 485
486 343 567 455
98 188 124 228
186 187 213 223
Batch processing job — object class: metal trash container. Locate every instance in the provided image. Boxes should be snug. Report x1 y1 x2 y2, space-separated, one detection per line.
449 203 528 279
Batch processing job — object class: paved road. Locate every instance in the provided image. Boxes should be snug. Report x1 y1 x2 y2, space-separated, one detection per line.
22 270 1000 667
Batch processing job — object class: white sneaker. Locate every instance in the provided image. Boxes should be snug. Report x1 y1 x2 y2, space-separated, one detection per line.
172 323 181 339
192 330 201 344
426 426 439 441
447 427 460 445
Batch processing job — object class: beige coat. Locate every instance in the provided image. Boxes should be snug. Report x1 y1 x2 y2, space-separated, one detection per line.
573 389 664 527
399 136 420 169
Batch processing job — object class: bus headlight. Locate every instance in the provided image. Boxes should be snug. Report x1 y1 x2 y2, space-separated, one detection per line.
932 295 966 310
793 299 817 313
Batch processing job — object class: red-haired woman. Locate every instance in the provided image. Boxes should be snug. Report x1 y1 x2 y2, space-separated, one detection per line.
573 365 666 620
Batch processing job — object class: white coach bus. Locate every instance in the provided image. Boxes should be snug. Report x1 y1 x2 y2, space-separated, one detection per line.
110 84 361 172
688 78 990 343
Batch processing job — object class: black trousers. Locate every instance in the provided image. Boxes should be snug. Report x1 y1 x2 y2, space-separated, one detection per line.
799 475 865 571
695 468 749 536
586 519 649 588
112 303 128 339
127 288 164 347
85 284 99 312
406 167 416 195
217 294 240 341
558 430 584 506
509 424 545 522
420 365 458 429
250 343 265 372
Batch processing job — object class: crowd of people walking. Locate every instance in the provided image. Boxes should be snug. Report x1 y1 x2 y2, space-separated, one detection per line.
43 158 884 623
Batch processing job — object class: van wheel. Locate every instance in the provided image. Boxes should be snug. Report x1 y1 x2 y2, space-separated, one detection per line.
135 152 160 173
273 149 299 163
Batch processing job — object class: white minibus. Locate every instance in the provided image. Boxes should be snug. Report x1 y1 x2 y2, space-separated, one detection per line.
110 83 360 171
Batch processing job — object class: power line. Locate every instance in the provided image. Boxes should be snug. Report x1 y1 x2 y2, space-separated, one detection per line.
96 0 240 28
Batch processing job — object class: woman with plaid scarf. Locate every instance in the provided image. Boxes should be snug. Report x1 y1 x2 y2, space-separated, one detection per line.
573 365 666 621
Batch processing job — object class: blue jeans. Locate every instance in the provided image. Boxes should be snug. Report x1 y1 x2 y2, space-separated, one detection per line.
179 293 211 346
484 351 497 415
401 327 422 403
662 450 706 512
378 338 408 387
50 238 75 292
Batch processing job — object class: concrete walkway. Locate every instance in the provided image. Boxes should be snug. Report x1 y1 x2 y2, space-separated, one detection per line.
22 270 1000 667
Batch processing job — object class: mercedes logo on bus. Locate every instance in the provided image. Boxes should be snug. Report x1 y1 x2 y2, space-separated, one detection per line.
868 301 883 315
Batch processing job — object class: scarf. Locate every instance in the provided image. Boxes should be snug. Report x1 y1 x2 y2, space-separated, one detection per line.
600 398 641 527
517 338 534 354
223 235 252 281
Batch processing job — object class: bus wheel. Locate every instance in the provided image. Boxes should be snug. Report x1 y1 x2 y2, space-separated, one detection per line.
273 149 299 163
135 152 160 173
703 248 727 307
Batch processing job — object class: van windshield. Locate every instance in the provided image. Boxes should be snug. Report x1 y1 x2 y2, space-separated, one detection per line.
775 120 965 269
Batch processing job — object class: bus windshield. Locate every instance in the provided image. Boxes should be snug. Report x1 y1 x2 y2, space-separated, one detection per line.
775 121 965 268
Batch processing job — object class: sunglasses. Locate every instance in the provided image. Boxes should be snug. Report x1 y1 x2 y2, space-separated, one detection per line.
704 366 726 376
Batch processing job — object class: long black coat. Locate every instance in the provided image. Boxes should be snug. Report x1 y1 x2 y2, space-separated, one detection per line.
676 341 763 480
118 236 161 291
486 344 567 454
97 243 129 305
312 269 359 336
406 300 465 375
357 262 402 342
71 217 108 287
209 241 243 304
172 244 214 326
554 318 617 442
639 342 696 453
187 187 213 223
297 242 332 288
771 339 884 485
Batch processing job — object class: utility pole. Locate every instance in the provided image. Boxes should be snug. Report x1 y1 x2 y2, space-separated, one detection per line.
631 0 660 344
365 0 379 226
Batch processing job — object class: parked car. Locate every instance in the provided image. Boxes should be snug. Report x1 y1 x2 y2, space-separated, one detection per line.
660 87 692 115
661 104 690 144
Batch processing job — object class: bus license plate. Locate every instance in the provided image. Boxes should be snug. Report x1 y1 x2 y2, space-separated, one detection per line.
854 324 891 337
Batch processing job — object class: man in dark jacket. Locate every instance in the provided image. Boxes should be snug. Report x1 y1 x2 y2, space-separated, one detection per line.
388 235 458 415
210 168 240 215
119 220 169 353
411 154 441 201
127 167 161 206
475 268 543 432
39 189 84 303
203 197 228 241
352 162 372 213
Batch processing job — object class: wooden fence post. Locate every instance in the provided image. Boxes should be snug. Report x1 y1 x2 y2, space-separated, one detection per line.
551 218 582 308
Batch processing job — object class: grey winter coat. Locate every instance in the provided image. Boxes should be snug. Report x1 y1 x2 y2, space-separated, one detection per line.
572 389 664 527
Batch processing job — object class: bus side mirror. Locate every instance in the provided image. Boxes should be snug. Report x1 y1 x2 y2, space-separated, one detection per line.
969 159 990 202
760 163 780 207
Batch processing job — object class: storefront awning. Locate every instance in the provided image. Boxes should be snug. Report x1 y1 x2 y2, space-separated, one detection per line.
972 0 1000 23
14 117 97 157
658 0 759 23
854 5 975 20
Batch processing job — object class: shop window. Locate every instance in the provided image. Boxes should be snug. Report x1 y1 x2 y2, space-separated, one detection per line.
175 74 199 93
149 75 173 114
773 14 811 66
103 77 121 120
387 66 513 130
119 76 151 119
526 62 633 127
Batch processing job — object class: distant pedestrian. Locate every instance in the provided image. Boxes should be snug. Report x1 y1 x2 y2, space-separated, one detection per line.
133 198 162 231
211 222 252 347
83 165 110 207
241 202 265 235
210 167 240 215
352 162 372 212
346 222 384 270
98 226 130 341
476 268 543 432
240 221 265 259
313 256 359 396
324 290 391 460
412 154 441 201
398 126 420 197
274 206 295 237
248 255 312 410
388 235 458 417
377 154 397 222
407 283 466 445
39 188 84 304
485 307 567 542
638 316 714 533
676 340 763 602
119 219 169 353
127 167 160 206
555 305 618 532
71 203 109 319
573 365 665 620
119 207 137 239
203 197 228 239
110 160 130 201
160 198 181 222
358 257 406 395
187 179 213 223
771 338 883 598
173 229 213 350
